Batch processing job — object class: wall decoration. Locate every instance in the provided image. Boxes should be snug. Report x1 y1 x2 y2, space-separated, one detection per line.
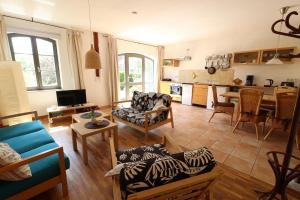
204 54 232 70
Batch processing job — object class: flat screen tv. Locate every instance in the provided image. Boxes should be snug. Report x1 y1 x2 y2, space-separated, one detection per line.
56 89 87 106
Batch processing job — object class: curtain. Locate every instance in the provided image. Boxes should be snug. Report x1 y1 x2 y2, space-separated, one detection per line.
107 35 119 104
0 16 11 61
67 30 85 89
157 46 165 92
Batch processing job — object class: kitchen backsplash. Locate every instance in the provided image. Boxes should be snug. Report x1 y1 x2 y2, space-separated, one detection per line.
178 69 234 85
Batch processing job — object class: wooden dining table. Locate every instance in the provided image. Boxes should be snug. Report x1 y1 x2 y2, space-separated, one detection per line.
220 91 276 103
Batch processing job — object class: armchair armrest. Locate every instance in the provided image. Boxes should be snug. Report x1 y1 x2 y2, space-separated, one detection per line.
144 107 171 116
0 111 38 122
0 146 66 174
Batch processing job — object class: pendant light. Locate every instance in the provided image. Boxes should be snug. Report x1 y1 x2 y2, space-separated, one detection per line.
85 0 101 69
183 48 192 61
267 7 289 65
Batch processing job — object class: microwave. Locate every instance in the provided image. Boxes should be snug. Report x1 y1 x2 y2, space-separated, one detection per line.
170 84 182 95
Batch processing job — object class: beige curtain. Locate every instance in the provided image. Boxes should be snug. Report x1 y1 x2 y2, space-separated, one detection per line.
0 16 11 61
67 30 85 89
107 35 119 104
157 46 165 92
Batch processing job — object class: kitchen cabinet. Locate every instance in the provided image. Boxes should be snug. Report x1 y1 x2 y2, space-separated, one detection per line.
192 84 208 106
163 59 180 67
160 81 172 94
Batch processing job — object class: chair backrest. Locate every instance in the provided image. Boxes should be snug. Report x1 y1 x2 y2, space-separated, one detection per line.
212 85 218 105
275 92 297 120
239 89 263 115
274 86 297 94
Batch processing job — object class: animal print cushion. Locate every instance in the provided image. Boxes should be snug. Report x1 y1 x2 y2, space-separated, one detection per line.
119 147 215 199
116 144 170 164
0 143 32 181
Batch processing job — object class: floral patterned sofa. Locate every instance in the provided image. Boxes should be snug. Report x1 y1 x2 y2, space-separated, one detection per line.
112 91 174 138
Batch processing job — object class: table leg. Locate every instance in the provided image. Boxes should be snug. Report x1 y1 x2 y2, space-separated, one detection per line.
72 130 78 152
235 101 240 123
82 136 88 165
113 126 118 151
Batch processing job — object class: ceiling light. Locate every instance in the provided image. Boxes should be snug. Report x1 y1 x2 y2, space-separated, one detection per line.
85 0 101 69
184 49 192 61
33 0 55 6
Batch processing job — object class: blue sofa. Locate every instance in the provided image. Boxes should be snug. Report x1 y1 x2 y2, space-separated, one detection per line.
0 111 70 200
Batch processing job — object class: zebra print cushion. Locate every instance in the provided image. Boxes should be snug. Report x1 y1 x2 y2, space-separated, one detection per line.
119 147 215 199
116 144 170 164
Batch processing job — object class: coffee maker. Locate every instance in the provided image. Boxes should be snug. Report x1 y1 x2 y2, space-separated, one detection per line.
245 75 254 86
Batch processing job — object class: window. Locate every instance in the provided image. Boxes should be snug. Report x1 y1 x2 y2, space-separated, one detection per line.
118 53 155 100
8 33 61 90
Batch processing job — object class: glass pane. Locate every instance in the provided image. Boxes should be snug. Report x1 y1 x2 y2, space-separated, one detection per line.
118 55 125 83
129 85 142 98
145 83 155 93
11 36 33 54
119 84 126 100
145 58 154 83
15 54 37 87
39 55 58 86
36 38 54 55
128 57 142 83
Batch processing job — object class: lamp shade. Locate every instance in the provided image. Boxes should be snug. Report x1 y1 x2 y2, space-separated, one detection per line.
85 44 101 69
266 54 283 65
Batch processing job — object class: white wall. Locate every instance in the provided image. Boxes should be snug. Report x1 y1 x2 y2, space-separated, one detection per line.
5 17 76 116
164 31 300 86
81 32 111 107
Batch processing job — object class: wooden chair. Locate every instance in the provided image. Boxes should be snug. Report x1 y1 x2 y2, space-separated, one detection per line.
232 89 267 140
109 133 222 200
208 85 235 125
264 92 297 140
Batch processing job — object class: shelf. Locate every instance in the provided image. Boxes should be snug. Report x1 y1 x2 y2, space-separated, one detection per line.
260 47 295 64
163 59 180 67
232 50 260 65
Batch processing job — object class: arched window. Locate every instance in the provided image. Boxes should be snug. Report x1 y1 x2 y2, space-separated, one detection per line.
118 53 155 100
8 33 61 90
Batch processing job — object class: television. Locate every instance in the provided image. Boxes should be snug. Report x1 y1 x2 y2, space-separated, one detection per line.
56 89 87 106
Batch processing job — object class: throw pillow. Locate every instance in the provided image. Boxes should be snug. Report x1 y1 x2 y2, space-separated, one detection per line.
0 143 32 181
150 99 167 118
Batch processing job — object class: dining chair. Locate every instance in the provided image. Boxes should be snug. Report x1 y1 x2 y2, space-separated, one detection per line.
208 85 235 125
274 86 297 94
263 92 297 140
232 88 267 140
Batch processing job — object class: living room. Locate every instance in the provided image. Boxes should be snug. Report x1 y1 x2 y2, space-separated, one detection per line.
0 0 300 200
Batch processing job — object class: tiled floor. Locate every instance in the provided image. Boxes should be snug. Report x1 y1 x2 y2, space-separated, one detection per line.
130 102 300 186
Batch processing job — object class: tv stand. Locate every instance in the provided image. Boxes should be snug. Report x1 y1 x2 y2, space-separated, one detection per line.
47 103 97 124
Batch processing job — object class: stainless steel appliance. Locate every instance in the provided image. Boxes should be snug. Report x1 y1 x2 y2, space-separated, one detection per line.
281 81 294 87
264 79 274 87
170 84 182 95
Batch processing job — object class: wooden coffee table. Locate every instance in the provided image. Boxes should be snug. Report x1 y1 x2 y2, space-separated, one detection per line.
70 119 118 165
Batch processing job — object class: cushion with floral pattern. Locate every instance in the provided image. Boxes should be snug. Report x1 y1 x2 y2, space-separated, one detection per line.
119 147 215 200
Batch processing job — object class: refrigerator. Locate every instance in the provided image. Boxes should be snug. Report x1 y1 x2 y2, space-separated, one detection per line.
181 84 193 105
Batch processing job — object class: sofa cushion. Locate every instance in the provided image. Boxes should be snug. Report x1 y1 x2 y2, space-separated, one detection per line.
116 144 170 164
131 91 149 111
0 142 70 200
112 107 167 127
2 129 55 154
0 120 44 141
0 143 32 181
119 147 215 199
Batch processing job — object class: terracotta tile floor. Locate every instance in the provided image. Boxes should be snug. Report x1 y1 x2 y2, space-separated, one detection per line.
137 102 300 186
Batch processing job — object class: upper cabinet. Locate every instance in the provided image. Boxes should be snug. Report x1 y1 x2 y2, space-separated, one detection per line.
232 47 296 65
163 59 180 67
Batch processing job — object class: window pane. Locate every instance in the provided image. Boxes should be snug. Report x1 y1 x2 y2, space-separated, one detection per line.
118 55 125 83
129 85 142 98
119 83 126 100
36 38 54 55
15 54 37 87
39 55 58 86
145 83 155 93
11 37 32 54
128 57 142 83
145 58 154 83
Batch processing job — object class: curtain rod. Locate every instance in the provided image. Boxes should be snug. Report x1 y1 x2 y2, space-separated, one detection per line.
3 14 159 48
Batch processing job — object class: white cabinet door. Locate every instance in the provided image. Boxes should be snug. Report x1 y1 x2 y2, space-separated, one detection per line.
182 84 193 105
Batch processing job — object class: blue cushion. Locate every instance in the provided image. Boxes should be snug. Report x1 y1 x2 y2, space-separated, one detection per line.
0 120 44 141
0 143 70 199
2 129 55 154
